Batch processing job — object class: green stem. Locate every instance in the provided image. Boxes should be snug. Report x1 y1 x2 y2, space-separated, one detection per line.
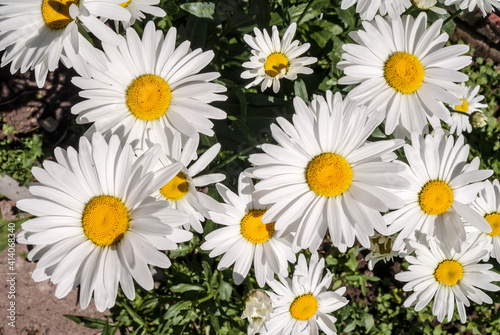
296 0 315 25
402 4 415 16
208 142 260 173
197 272 223 304
443 9 463 25
451 109 469 117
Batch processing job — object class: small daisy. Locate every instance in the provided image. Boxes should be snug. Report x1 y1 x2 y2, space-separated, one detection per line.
201 173 296 287
241 23 317 93
341 0 411 21
413 0 448 14
467 179 500 261
249 91 408 253
72 21 227 146
448 83 487 135
16 133 193 312
386 129 493 253
241 289 274 335
395 235 500 323
113 0 166 29
146 127 225 233
444 0 500 16
337 12 471 137
261 253 348 335
364 233 401 270
0 0 130 87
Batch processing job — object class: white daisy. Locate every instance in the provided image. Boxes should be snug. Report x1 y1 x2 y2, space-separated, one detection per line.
241 289 274 335
337 12 471 137
113 0 166 29
395 235 500 323
467 179 500 261
340 0 412 21
261 253 348 335
413 0 448 14
386 129 493 253
249 91 408 253
146 126 225 233
241 22 317 93
364 233 401 270
444 0 500 16
201 173 296 287
71 20 227 146
16 133 193 312
0 0 130 87
448 83 487 135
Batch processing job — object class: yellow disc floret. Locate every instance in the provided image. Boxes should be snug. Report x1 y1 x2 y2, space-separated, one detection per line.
264 52 290 77
434 260 464 286
289 294 318 321
418 180 454 215
120 0 131 7
455 99 469 113
306 153 353 197
384 52 425 94
82 195 130 247
240 210 275 244
126 74 172 121
41 0 79 30
485 212 500 237
160 172 189 201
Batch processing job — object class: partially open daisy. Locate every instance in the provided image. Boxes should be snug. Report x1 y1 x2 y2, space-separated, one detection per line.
146 127 225 233
386 129 493 253
201 173 296 287
364 233 401 270
241 289 274 335
337 13 471 137
249 91 408 252
72 21 227 146
395 235 500 323
444 0 500 16
413 0 448 14
0 0 130 87
341 0 411 21
16 133 192 312
448 83 487 135
241 23 317 93
261 253 348 335
467 179 500 261
111 0 166 29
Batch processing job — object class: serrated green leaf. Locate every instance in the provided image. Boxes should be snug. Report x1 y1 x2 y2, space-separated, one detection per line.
180 2 215 19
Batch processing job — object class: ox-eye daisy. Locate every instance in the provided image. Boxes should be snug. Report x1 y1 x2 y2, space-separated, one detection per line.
444 0 500 16
115 0 166 28
413 0 448 14
201 173 296 287
364 233 401 270
396 235 500 323
386 129 493 253
261 253 348 335
0 0 130 87
72 21 227 147
467 179 500 261
448 83 487 135
146 127 225 233
340 0 411 21
16 133 192 312
249 91 408 253
337 13 471 137
241 23 317 93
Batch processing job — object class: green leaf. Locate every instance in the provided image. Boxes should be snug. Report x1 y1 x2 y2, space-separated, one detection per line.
0 218 29 252
63 315 111 329
294 79 308 102
180 2 215 19
363 312 375 331
170 283 206 293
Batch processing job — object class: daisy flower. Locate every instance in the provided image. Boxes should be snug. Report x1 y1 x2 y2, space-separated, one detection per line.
337 12 471 137
0 0 130 87
364 233 401 270
448 83 487 135
146 127 225 233
413 0 448 14
261 253 348 335
340 0 412 21
201 173 296 287
241 289 274 335
71 20 227 146
444 0 500 16
112 0 166 29
241 23 317 93
249 91 408 253
467 179 500 261
386 129 493 253
16 133 193 312
395 235 500 323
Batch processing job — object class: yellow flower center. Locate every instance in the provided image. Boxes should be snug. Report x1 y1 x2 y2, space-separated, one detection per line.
455 99 469 113
81 195 130 247
289 294 318 321
120 0 131 7
126 74 172 121
264 52 290 77
418 180 454 215
434 260 463 286
159 172 189 201
306 153 352 197
485 212 500 237
384 52 425 94
240 210 275 244
41 0 79 30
